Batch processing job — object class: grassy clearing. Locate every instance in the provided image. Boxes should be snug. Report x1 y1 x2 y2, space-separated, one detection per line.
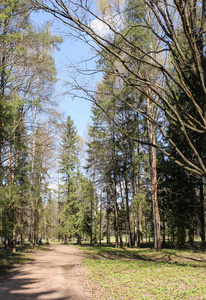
80 244 206 300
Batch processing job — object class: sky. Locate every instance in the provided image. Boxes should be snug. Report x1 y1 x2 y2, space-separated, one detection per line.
31 10 102 138
31 6 122 188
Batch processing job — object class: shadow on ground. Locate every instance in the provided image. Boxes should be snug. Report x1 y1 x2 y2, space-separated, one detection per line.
0 269 68 300
79 244 206 269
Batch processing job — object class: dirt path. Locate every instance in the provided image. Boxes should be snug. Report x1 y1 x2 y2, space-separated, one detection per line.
0 244 94 300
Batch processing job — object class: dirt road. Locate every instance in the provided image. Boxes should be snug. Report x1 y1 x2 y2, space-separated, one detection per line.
0 244 94 300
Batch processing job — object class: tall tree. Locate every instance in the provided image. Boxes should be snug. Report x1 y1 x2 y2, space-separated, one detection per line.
0 1 62 248
58 116 78 241
30 0 206 178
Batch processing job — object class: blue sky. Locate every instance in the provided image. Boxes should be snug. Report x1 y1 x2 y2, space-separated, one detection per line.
32 10 101 138
31 9 104 188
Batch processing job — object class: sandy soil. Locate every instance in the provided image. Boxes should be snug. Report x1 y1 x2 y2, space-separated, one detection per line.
0 244 98 300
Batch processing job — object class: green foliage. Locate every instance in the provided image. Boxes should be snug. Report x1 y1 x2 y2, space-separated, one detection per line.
0 0 62 247
59 173 94 239
0 1 19 21
58 116 95 241
87 56 150 246
59 116 78 183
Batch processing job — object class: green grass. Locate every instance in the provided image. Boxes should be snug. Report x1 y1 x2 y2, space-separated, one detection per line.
79 245 206 300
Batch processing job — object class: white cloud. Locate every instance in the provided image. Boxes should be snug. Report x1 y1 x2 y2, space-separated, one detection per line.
90 13 124 37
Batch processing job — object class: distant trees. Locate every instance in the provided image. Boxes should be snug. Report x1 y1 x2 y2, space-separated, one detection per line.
58 116 94 244
0 0 62 250
29 0 206 251
1 0 205 251
86 76 151 248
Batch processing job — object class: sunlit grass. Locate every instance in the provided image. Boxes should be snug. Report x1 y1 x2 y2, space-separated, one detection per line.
80 245 206 300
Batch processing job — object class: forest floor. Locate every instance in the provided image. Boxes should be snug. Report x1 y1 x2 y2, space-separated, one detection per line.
0 243 99 300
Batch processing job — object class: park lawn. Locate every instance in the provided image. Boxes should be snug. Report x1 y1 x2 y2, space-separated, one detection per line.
80 245 206 300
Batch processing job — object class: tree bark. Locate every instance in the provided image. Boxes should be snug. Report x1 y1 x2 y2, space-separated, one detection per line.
125 171 132 247
199 178 205 250
113 177 123 248
147 93 161 251
106 190 111 244
0 19 8 175
90 193 93 245
29 104 37 246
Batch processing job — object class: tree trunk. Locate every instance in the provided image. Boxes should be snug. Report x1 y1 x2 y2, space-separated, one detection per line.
188 218 194 247
94 195 97 244
136 113 143 247
138 200 143 246
8 143 17 253
90 194 93 245
199 178 205 250
125 171 132 247
21 232 24 246
29 104 37 246
99 202 102 244
77 234 81 245
0 19 8 176
34 210 37 246
111 117 123 248
11 227 16 253
113 180 119 248
113 177 123 248
99 190 102 244
106 191 111 244
131 167 138 247
137 172 143 247
57 171 61 242
147 92 161 251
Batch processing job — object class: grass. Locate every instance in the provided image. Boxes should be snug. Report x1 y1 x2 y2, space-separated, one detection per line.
79 244 206 300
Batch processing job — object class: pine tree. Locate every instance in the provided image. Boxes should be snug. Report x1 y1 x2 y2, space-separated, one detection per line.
58 116 78 242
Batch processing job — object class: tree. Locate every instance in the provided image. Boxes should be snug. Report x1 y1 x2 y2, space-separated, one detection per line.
29 0 206 251
59 116 78 191
30 0 206 178
0 0 62 249
58 115 95 243
87 76 152 248
0 0 31 179
58 115 78 241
